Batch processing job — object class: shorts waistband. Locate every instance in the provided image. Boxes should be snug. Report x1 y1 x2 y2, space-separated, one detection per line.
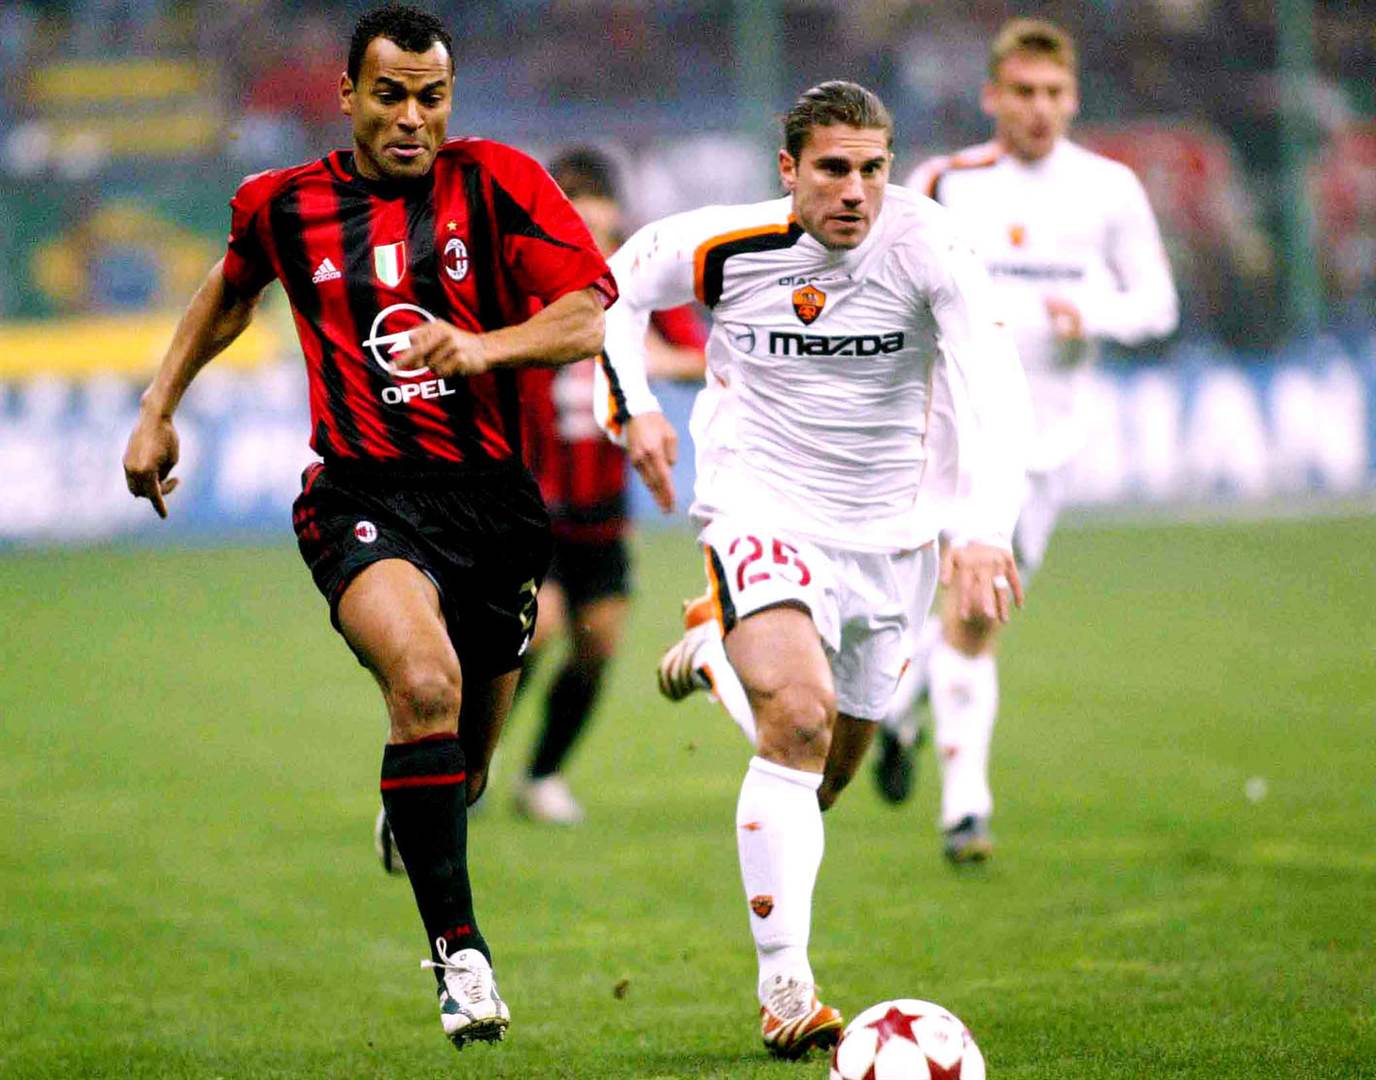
317 455 529 488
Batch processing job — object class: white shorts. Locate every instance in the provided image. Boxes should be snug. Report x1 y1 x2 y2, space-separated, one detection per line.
698 515 939 721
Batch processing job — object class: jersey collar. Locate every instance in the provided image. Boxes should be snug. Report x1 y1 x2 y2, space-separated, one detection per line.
326 149 431 197
1004 137 1069 176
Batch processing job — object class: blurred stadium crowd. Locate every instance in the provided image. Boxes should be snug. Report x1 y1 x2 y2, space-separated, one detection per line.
0 0 1373 347
0 2 1372 543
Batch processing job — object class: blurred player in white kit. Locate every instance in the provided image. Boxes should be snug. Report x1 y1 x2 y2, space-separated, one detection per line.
873 18 1179 862
599 81 1032 1058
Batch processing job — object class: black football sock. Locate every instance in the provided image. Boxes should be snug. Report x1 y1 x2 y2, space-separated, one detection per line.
380 734 489 973
511 652 539 709
528 664 600 779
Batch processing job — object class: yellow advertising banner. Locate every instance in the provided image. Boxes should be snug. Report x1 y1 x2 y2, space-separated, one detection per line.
0 313 285 379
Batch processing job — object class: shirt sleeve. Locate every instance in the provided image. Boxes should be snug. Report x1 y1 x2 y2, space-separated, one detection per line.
487 153 617 310
594 212 702 442
904 156 947 200
1079 169 1179 345
926 234 1033 550
649 304 709 350
222 176 278 297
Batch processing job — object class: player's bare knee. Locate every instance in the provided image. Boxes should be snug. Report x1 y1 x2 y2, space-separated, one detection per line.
570 643 614 678
387 661 462 741
945 613 999 657
572 618 623 668
754 679 834 765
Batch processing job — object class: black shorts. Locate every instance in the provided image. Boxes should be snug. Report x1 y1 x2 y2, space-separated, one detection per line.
292 461 552 678
545 534 632 610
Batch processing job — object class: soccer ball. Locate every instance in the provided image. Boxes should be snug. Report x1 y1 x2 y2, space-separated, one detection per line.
829 999 985 1080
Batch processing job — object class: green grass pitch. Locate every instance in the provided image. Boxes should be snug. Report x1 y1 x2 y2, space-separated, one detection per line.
2 516 1373 1078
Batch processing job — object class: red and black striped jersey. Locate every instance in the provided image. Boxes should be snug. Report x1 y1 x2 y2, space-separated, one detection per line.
522 305 706 542
221 138 616 469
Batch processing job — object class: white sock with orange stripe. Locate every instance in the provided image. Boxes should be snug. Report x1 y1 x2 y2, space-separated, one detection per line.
930 638 998 828
736 756 823 1000
706 652 756 745
683 592 756 744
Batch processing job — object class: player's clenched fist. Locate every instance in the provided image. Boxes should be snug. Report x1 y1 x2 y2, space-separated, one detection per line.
394 320 490 378
123 413 182 519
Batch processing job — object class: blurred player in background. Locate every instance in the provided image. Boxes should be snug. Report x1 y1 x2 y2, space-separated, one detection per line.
601 81 1031 1058
512 146 707 823
874 18 1178 862
122 4 615 1052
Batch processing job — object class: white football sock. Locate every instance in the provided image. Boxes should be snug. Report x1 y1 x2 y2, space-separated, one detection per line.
929 638 998 829
701 634 757 745
881 616 942 744
736 755 824 998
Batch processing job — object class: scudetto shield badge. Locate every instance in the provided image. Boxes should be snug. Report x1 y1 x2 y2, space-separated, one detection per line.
373 241 407 288
792 284 826 325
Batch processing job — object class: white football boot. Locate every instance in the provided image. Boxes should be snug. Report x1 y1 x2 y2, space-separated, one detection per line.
421 939 510 1049
513 773 585 825
943 814 994 864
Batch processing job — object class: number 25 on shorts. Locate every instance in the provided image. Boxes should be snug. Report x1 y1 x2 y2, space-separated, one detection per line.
726 534 812 592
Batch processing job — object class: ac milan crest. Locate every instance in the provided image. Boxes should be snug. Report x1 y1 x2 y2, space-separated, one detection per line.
443 236 470 282
792 284 826 325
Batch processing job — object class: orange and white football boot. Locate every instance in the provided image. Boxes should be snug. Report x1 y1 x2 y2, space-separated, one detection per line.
758 974 844 1059
656 592 757 744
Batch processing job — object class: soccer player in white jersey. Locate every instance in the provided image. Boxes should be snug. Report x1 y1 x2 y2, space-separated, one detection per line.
595 81 1033 1059
873 19 1179 861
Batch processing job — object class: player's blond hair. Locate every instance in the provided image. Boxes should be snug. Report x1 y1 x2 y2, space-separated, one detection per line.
988 18 1077 79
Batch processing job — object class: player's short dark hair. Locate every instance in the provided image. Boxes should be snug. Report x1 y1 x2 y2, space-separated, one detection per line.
547 146 620 202
782 81 894 161
989 18 1077 78
348 4 454 84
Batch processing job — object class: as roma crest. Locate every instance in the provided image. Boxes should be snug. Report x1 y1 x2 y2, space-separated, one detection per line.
792 284 826 325
750 894 775 919
1008 224 1027 248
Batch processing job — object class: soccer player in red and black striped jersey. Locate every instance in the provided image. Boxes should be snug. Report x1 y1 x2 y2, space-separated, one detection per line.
121 4 615 1051
513 147 707 825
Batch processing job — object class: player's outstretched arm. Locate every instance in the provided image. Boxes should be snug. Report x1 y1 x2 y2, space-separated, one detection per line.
622 306 704 512
394 287 605 378
1074 171 1179 347
123 259 262 518
594 211 703 514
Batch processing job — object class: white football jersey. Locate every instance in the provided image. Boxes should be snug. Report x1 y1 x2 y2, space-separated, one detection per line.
597 185 1031 553
908 139 1177 471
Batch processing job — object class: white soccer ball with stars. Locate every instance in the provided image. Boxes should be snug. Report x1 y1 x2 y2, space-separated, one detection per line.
829 998 985 1080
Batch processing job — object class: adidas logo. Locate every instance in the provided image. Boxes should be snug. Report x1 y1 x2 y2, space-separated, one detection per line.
312 258 342 284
